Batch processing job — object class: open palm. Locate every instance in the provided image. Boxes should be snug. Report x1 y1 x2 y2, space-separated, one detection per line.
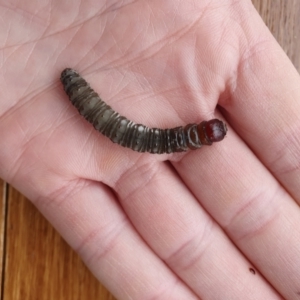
1 1 300 299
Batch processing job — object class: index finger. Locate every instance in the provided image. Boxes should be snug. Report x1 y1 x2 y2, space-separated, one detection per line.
221 7 300 203
176 3 300 299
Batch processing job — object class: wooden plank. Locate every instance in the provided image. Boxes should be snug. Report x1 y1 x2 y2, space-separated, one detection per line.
3 187 116 300
252 0 300 71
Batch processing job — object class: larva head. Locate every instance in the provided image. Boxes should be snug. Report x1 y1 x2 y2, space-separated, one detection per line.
205 119 227 142
197 119 227 145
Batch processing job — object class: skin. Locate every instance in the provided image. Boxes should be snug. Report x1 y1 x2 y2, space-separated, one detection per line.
0 0 299 299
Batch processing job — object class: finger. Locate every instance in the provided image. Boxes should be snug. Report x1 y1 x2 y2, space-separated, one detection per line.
220 6 300 203
174 122 300 299
113 160 282 299
171 7 300 297
32 180 199 300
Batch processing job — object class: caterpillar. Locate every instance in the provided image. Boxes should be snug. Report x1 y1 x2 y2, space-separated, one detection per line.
60 68 227 154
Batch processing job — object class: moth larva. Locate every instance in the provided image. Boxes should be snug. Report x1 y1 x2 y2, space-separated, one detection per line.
60 68 227 154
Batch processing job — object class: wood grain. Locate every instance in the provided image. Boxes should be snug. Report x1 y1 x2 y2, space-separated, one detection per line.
2 1 300 300
252 0 300 71
4 187 116 300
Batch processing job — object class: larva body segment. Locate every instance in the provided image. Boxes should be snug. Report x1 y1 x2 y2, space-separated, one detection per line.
60 68 227 154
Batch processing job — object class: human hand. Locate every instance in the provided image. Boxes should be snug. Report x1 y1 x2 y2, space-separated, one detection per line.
0 1 299 299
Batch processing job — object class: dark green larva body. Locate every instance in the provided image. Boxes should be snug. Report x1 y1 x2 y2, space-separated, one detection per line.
60 68 227 154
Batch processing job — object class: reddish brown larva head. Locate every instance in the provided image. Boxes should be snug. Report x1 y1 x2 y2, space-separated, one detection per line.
204 119 227 142
196 119 227 146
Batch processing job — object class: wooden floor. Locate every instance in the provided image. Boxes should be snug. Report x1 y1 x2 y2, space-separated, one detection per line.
1 1 299 299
